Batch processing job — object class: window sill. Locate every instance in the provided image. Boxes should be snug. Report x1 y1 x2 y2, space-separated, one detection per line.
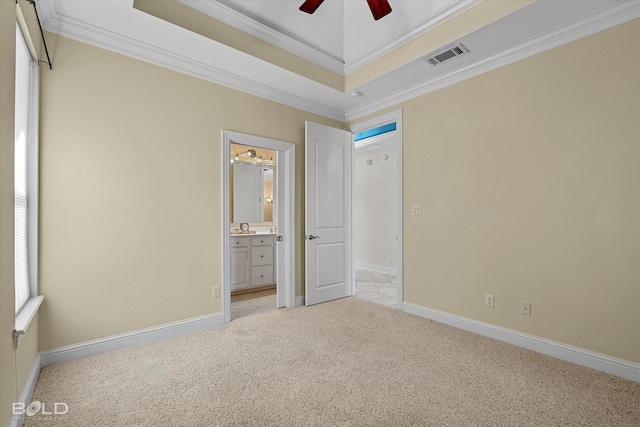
15 295 44 336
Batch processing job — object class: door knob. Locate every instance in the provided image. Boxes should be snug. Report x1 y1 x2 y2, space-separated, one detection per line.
307 235 319 240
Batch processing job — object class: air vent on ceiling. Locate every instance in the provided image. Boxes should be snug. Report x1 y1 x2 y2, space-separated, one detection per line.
425 44 468 66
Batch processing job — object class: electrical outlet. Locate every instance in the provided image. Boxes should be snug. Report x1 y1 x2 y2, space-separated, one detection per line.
485 294 494 307
411 205 422 216
212 286 220 298
521 301 531 316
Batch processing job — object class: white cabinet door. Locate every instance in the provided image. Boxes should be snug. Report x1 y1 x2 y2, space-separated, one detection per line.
230 248 250 291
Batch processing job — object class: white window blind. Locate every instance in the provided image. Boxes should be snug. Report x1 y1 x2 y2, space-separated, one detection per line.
15 25 32 315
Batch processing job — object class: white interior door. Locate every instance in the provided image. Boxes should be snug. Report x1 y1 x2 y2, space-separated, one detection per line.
305 122 353 306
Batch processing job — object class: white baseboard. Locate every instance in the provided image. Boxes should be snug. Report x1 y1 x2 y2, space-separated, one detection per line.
402 302 640 383
40 313 223 367
8 353 42 427
355 262 397 276
295 296 305 307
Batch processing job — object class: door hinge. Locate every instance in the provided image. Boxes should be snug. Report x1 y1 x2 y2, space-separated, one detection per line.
276 235 284 242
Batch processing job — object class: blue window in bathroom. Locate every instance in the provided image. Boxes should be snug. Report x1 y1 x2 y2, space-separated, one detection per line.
354 122 396 142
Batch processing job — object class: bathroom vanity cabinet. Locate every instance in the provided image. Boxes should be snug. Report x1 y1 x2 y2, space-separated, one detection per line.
230 234 276 291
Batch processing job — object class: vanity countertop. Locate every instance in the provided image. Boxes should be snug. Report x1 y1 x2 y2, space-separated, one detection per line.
230 230 276 236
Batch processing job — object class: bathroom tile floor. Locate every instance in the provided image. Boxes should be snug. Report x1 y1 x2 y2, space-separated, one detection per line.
355 269 398 308
231 288 277 320
231 268 397 320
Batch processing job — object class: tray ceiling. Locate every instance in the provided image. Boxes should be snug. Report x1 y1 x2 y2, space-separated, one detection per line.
38 0 640 121
211 0 473 66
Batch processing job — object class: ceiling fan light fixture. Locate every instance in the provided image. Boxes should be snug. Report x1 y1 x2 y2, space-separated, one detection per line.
367 0 392 21
300 0 392 20
299 0 324 14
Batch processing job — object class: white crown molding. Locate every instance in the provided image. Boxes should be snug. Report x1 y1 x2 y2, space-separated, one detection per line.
41 12 346 122
344 0 481 74
40 313 223 367
346 0 640 121
178 0 346 75
37 0 640 124
34 0 57 22
402 302 640 383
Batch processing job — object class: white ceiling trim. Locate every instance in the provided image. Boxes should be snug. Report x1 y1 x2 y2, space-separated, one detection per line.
178 0 346 75
344 0 481 74
35 0 57 23
346 0 640 121
40 9 346 122
177 0 480 76
36 1 640 124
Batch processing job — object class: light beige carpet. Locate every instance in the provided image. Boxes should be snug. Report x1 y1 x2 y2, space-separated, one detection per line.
26 298 639 426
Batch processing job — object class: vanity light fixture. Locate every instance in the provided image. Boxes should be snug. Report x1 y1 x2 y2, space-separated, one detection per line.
230 149 257 162
230 150 274 165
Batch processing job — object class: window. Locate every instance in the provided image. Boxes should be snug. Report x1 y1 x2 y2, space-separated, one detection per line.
14 24 40 322
353 122 397 142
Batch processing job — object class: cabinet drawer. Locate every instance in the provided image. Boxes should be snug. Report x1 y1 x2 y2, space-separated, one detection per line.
251 265 274 287
231 237 250 248
251 245 273 267
251 235 274 246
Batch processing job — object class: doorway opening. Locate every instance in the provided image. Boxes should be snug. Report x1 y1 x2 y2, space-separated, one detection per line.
222 131 296 323
348 110 403 310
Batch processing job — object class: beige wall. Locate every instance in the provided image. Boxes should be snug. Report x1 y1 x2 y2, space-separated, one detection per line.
354 148 397 270
1 1 42 424
15 313 39 395
38 34 341 351
353 19 639 363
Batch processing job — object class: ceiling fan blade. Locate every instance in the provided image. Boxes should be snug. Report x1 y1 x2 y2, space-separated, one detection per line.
299 0 325 14
367 0 392 20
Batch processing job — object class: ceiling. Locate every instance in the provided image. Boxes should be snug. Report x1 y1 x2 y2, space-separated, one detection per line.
38 0 640 122
213 0 473 66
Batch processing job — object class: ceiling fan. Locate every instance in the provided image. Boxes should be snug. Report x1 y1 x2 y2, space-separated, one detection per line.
299 0 392 21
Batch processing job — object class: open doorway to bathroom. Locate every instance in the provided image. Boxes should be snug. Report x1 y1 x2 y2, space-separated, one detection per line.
349 110 402 309
229 143 279 320
222 131 296 323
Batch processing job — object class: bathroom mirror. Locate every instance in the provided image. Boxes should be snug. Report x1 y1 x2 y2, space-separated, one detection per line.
230 144 276 224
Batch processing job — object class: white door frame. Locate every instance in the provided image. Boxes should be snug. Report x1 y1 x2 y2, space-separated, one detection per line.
222 131 296 323
347 109 404 310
